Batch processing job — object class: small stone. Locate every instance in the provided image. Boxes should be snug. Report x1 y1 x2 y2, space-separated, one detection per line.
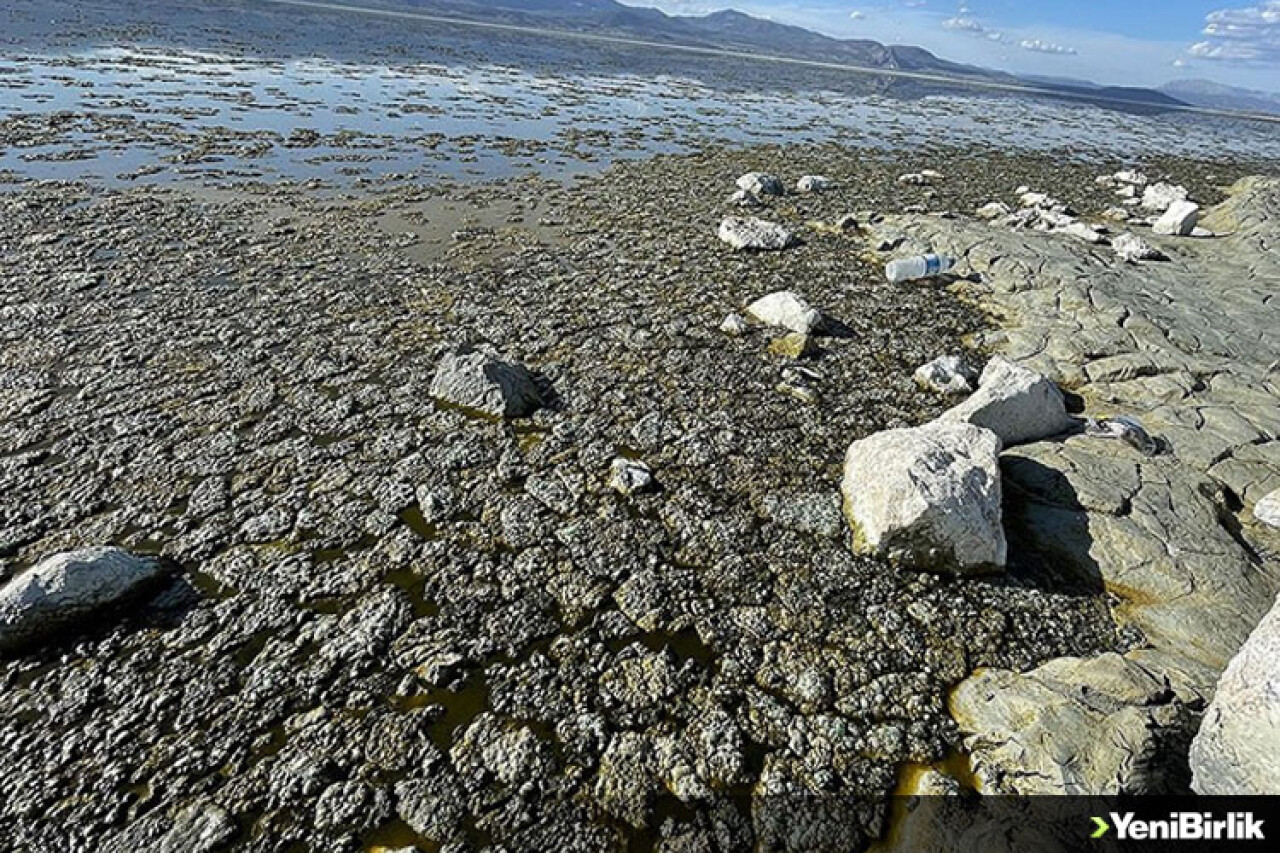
776 382 818 405
796 175 831 193
767 332 817 360
735 172 783 197
745 291 822 334
1152 200 1200 236
975 201 1010 220
1112 232 1167 263
1060 221 1107 244
1142 182 1189 212
717 217 795 251
719 312 748 336
609 458 654 496
913 355 977 395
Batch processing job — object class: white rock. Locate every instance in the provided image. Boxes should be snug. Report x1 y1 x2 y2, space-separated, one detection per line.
841 420 1006 574
1114 184 1137 199
0 547 168 651
1255 489 1280 528
728 188 763 208
920 169 944 180
1112 232 1167 263
1061 221 1107 244
719 312 748 336
1141 182 1188 212
1152 200 1200 236
745 291 821 334
975 201 1011 220
1114 169 1149 186
1014 184 1030 195
1190 590 1280 793
430 343 542 418
941 356 1074 446
735 172 783 197
609 458 654 496
1101 206 1132 221
913 355 977 395
795 175 831 193
897 173 930 185
717 217 795 251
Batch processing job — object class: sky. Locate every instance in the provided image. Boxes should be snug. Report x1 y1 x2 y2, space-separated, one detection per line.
621 1 1280 92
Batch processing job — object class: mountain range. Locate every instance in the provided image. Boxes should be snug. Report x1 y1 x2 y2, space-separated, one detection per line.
378 0 1276 116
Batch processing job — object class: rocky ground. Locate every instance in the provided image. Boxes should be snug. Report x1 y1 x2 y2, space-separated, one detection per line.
2 144 1278 852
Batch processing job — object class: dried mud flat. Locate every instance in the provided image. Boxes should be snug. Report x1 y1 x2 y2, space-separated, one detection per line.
4 139 1278 852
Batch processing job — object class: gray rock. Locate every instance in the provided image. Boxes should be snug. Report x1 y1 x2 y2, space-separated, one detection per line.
609 458 654 496
0 547 168 652
719 312 748 336
914 355 977 395
1142 182 1189 212
1190 591 1280 794
975 201 1010 220
795 175 831 193
841 420 1006 574
735 172 783 197
745 291 821 334
428 343 542 418
717 216 795 251
1153 200 1200 236
952 653 1193 794
1256 489 1280 528
940 356 1073 446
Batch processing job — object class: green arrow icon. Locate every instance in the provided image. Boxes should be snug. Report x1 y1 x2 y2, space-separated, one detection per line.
1091 816 1111 839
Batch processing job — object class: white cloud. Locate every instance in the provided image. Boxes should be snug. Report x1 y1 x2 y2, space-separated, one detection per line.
849 10 865 21
942 16 984 33
1187 1 1280 64
1020 38 1078 56
942 15 1005 43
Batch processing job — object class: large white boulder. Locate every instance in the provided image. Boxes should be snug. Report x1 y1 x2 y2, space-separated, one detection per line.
841 420 1006 574
745 291 821 334
1152 200 1200 236
1190 591 1280 793
735 172 783 197
429 343 543 418
941 356 1074 446
0 547 168 652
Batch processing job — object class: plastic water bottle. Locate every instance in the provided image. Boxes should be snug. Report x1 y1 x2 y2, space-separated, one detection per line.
885 254 954 283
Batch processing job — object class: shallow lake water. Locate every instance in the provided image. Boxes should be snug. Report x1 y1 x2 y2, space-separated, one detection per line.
3 0 1279 188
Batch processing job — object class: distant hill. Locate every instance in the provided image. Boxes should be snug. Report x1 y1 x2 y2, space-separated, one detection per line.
379 0 1191 109
1160 79 1280 117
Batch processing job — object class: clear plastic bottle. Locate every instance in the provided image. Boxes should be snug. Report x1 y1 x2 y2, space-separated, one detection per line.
885 254 954 283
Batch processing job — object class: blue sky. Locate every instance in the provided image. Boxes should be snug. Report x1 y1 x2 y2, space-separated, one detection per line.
623 1 1280 92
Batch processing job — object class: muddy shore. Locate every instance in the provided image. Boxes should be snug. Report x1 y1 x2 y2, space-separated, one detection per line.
3 139 1279 851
